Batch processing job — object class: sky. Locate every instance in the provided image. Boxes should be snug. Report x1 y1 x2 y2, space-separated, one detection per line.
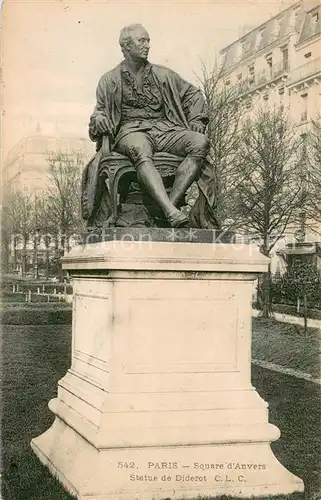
1 0 295 159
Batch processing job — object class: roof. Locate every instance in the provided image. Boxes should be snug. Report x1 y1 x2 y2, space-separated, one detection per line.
219 1 320 73
220 1 300 55
297 3 321 44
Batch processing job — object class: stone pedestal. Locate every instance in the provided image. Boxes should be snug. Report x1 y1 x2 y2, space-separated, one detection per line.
31 236 304 499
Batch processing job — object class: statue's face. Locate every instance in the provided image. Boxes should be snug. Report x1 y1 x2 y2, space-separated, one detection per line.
126 27 150 61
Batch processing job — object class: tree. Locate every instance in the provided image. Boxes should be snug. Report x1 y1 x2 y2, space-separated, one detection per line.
305 119 321 231
1 194 13 273
2 190 35 275
30 195 46 279
40 199 55 278
40 196 63 277
1 189 50 276
197 62 244 228
46 150 84 274
234 108 304 317
272 261 321 336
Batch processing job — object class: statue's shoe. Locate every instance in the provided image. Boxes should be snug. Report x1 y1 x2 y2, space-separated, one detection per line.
167 210 189 228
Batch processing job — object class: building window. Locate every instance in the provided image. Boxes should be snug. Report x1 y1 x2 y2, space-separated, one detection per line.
280 104 284 112
301 93 308 123
273 19 281 39
256 28 264 48
225 79 230 86
311 11 319 35
257 69 267 84
263 93 269 101
241 38 251 56
301 110 307 122
266 53 273 78
304 52 312 58
237 73 242 81
279 86 285 95
312 11 319 23
281 47 289 70
248 64 255 85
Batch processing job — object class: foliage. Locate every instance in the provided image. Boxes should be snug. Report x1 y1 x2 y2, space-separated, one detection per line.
234 108 303 254
266 303 321 320
232 108 304 317
4 190 33 241
272 261 321 309
2 190 39 275
2 150 85 276
305 119 321 228
1 307 72 325
46 150 85 253
198 61 244 228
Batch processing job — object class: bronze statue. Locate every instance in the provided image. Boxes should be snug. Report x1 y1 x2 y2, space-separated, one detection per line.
82 23 217 229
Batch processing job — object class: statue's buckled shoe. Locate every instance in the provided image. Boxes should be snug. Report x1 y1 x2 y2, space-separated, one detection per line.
167 210 189 228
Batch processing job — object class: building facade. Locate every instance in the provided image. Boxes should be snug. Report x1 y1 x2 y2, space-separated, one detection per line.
3 135 94 195
2 135 94 276
219 0 321 273
219 0 320 126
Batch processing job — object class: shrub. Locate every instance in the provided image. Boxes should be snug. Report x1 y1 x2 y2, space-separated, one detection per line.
0 301 71 309
1 307 72 325
270 303 321 320
1 292 62 303
271 262 321 309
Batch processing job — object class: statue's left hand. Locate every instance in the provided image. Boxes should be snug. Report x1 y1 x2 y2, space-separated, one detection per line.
190 122 204 134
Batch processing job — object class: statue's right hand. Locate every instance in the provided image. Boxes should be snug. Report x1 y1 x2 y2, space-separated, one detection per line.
95 115 111 134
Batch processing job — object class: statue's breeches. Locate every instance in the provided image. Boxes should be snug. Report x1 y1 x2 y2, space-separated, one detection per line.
115 126 209 167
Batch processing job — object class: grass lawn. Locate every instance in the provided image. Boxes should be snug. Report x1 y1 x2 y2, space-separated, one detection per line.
1 320 320 499
252 317 321 379
1 324 73 500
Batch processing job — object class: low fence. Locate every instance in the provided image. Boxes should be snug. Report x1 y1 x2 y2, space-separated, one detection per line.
252 308 321 330
253 301 321 320
3 281 73 304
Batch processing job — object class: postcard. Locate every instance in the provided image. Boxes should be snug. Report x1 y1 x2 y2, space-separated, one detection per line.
1 1 320 499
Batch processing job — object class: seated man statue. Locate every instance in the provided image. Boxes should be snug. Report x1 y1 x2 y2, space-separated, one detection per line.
82 23 215 229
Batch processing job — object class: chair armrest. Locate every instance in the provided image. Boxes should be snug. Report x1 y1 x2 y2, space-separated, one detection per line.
101 135 111 157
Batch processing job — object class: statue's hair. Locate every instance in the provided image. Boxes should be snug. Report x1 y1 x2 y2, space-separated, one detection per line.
119 24 147 53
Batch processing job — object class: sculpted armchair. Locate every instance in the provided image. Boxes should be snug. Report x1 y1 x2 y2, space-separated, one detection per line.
82 136 190 228
81 135 218 229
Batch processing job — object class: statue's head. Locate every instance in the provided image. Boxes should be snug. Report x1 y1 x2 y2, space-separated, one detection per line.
119 24 150 62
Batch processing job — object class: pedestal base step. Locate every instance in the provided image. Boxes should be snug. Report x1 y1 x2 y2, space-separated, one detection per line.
31 417 304 500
